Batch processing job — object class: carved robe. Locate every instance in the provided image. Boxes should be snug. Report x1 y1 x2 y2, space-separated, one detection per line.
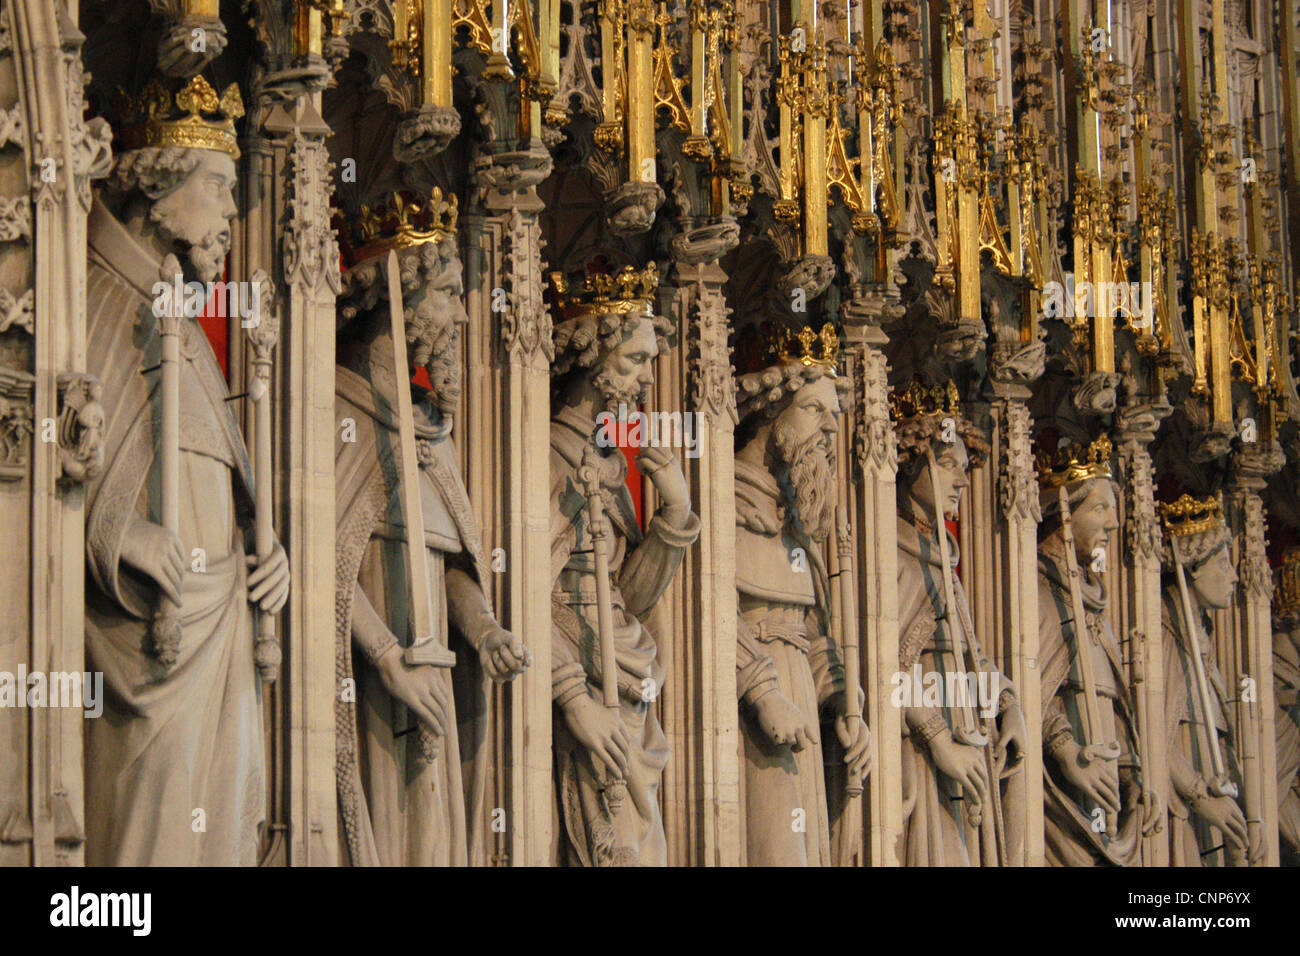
550 407 700 866
1038 544 1145 865
1274 632 1300 863
334 361 496 866
734 459 844 865
83 198 264 866
897 515 1021 866
1161 588 1244 867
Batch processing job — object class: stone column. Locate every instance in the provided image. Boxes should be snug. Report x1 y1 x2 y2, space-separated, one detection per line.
658 251 741 866
474 142 554 866
5 0 109 865
261 97 340 866
1115 411 1170 864
843 309 903 866
991 395 1043 865
1228 443 1286 866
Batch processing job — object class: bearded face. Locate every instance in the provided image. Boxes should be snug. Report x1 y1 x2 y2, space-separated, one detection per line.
405 242 468 417
149 150 237 283
591 313 658 414
770 376 841 541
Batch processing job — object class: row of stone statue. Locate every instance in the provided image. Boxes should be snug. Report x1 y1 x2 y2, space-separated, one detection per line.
77 117 1290 867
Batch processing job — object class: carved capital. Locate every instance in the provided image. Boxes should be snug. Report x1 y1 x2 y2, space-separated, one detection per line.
156 14 228 78
0 367 34 482
282 130 341 298
854 346 898 478
682 270 737 426
1118 437 1161 562
55 372 104 485
499 206 554 364
997 400 1040 523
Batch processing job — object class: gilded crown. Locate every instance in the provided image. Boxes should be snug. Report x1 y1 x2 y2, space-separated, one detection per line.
761 322 840 373
1275 548 1300 618
115 76 244 159
346 187 459 262
889 380 961 422
1159 493 1225 538
550 264 659 318
1036 435 1114 489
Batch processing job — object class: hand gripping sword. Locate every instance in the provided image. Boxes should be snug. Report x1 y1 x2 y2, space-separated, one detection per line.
577 443 628 814
386 251 456 764
1056 485 1122 833
145 254 184 672
834 506 865 865
1171 551 1238 800
926 449 991 833
245 269 281 682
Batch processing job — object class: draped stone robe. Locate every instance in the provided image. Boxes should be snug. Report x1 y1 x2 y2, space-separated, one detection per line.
897 515 1020 866
335 362 495 866
83 199 264 866
734 459 845 866
1161 588 1243 867
549 407 700 866
1274 632 1300 863
1038 543 1145 866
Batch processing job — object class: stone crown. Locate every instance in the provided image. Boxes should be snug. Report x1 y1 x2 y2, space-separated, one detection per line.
889 379 961 422
1036 435 1114 489
1159 493 1225 538
762 322 840 373
346 187 459 262
115 76 244 159
549 264 659 318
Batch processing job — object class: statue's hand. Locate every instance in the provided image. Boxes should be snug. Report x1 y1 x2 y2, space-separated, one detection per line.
1140 786 1164 836
478 627 532 681
375 644 449 739
835 713 873 783
994 699 1028 775
753 691 818 752
1053 738 1121 814
1192 792 1248 850
928 731 989 808
561 693 630 778
120 516 185 605
635 446 690 514
246 540 290 614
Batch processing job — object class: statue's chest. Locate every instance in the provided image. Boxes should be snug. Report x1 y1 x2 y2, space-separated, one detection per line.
735 524 815 605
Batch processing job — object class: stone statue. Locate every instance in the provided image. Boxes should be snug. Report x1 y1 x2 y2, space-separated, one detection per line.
732 327 872 865
1275 615 1300 866
1035 436 1161 865
1158 494 1251 866
892 382 1027 866
83 76 289 865
333 193 530 865
549 264 700 866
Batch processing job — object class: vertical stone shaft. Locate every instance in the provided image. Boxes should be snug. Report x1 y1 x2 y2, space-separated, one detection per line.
1118 435 1168 864
994 399 1042 865
270 100 341 865
480 164 554 866
852 344 902 864
664 260 740 866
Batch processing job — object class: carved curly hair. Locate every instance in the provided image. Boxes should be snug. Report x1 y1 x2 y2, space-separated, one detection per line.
734 363 851 447
105 147 202 201
895 412 990 476
550 309 676 378
336 238 460 334
1162 524 1233 573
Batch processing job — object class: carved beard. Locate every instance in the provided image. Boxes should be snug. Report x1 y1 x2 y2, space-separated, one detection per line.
592 365 646 415
424 336 461 417
773 418 836 541
151 202 231 283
